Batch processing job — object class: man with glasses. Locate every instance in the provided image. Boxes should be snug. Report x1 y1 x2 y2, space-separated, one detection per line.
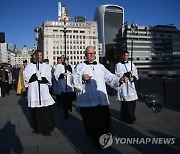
72 46 123 149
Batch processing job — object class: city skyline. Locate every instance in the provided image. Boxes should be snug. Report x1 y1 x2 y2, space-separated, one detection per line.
0 0 180 49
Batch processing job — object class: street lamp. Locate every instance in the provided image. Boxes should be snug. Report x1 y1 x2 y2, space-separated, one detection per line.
130 23 138 70
34 27 41 50
61 12 70 59
60 12 70 92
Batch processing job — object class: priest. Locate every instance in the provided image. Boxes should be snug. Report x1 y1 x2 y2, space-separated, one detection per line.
24 50 55 136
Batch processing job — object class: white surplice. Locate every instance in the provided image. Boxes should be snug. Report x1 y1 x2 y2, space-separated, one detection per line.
72 62 121 107
53 64 74 93
115 61 138 101
24 63 55 108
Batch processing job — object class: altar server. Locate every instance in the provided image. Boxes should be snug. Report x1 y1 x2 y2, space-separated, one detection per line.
72 46 123 149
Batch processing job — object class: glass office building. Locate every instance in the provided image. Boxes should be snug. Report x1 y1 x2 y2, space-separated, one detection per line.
94 4 124 57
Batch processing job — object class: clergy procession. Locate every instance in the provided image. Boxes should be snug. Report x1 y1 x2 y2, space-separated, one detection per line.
0 46 139 150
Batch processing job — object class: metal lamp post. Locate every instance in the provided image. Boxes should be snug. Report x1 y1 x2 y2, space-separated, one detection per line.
61 12 69 59
130 23 138 70
61 12 70 92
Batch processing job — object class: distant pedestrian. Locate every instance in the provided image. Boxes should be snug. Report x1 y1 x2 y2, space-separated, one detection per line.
12 64 20 91
17 60 27 96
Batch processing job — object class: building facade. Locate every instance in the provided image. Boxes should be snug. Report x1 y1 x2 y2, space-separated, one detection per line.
36 20 99 67
116 24 180 76
0 43 8 64
15 45 32 65
94 4 124 58
7 44 16 66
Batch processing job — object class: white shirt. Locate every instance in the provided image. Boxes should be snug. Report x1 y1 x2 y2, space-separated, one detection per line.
24 63 55 108
115 61 138 101
72 62 120 107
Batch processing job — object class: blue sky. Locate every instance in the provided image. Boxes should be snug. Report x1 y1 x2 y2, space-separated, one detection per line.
0 0 180 49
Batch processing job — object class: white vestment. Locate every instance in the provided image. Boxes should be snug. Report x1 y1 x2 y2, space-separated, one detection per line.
53 64 74 93
24 63 55 108
115 61 138 101
72 62 120 107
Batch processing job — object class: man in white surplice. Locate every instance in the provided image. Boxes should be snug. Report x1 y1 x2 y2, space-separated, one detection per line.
24 50 55 136
115 50 138 124
72 46 123 149
54 57 74 119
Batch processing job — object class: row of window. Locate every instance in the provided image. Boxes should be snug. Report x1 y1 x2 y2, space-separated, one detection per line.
53 60 84 66
52 40 86 44
53 46 86 50
51 22 88 27
53 34 86 39
53 50 84 55
53 56 85 60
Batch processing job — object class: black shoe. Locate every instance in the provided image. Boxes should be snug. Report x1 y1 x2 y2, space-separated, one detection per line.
32 130 41 134
42 132 53 136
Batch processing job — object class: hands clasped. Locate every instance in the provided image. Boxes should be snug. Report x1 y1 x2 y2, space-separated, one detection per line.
36 70 42 81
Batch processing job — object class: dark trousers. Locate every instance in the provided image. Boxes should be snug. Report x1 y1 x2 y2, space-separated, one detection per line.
61 92 74 117
56 94 62 106
120 100 136 124
30 105 55 134
79 105 114 138
1 82 9 97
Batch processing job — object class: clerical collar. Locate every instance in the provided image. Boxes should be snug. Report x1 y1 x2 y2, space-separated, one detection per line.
120 61 128 64
32 61 42 64
84 61 97 65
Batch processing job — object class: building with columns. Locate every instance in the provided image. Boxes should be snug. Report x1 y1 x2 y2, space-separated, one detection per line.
15 45 32 65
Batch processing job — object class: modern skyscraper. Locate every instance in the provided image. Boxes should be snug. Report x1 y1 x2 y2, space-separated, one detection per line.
58 2 71 21
94 4 124 57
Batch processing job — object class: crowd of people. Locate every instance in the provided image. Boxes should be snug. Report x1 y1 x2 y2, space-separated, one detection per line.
0 46 138 149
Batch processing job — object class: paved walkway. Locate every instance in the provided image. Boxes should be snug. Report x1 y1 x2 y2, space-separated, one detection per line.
0 90 180 154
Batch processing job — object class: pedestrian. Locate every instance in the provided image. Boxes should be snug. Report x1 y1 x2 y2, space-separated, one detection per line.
12 64 20 91
24 50 55 136
72 46 123 149
115 50 138 124
17 60 27 96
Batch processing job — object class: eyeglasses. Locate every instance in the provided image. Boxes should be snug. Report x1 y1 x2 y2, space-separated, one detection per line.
87 53 96 55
